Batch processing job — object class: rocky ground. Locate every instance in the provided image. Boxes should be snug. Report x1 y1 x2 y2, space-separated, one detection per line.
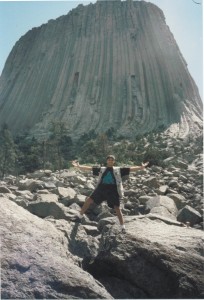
0 142 203 298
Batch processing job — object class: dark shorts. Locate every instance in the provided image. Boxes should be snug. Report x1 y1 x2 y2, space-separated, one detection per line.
90 184 120 208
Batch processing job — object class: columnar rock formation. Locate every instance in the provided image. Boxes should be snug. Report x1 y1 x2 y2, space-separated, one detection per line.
0 0 202 138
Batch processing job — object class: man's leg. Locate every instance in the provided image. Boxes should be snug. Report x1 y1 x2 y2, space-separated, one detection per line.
114 205 124 225
80 197 94 215
73 197 94 222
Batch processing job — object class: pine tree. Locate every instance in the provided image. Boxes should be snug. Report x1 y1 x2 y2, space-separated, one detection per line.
0 124 17 178
15 134 43 173
48 121 72 170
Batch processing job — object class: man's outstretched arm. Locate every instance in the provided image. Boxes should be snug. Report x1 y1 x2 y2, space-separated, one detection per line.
72 160 92 171
129 162 149 172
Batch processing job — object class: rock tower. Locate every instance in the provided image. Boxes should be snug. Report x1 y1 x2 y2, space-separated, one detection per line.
0 0 202 138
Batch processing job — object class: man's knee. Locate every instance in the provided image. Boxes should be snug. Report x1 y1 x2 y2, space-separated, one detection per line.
114 205 120 211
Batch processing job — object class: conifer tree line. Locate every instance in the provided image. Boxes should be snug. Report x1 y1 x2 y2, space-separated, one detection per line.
0 122 73 178
0 121 202 179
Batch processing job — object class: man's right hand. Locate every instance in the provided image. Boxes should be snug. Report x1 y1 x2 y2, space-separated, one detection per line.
71 161 92 171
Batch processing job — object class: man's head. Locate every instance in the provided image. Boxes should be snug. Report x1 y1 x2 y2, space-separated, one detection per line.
106 155 115 167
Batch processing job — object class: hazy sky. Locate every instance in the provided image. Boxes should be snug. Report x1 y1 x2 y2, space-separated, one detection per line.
0 0 203 98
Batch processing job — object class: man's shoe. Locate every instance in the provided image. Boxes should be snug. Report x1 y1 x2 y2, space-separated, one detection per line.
71 214 83 223
120 225 126 233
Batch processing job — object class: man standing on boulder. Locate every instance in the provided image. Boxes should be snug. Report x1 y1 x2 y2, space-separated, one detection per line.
72 155 148 231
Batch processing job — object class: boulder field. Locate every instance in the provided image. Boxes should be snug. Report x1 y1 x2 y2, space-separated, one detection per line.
0 161 203 298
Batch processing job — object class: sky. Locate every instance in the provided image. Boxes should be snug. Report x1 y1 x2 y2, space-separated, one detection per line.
0 0 203 98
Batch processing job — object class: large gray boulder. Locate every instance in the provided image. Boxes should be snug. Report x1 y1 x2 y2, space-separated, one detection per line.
0 186 12 193
143 176 160 188
177 205 202 225
26 200 77 220
167 193 187 209
145 195 178 219
88 215 204 299
0 196 112 299
56 186 77 199
18 178 44 192
33 192 59 203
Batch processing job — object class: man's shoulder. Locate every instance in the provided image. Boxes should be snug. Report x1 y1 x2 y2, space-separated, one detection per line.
114 166 130 171
113 166 120 170
113 166 130 173
119 167 130 177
